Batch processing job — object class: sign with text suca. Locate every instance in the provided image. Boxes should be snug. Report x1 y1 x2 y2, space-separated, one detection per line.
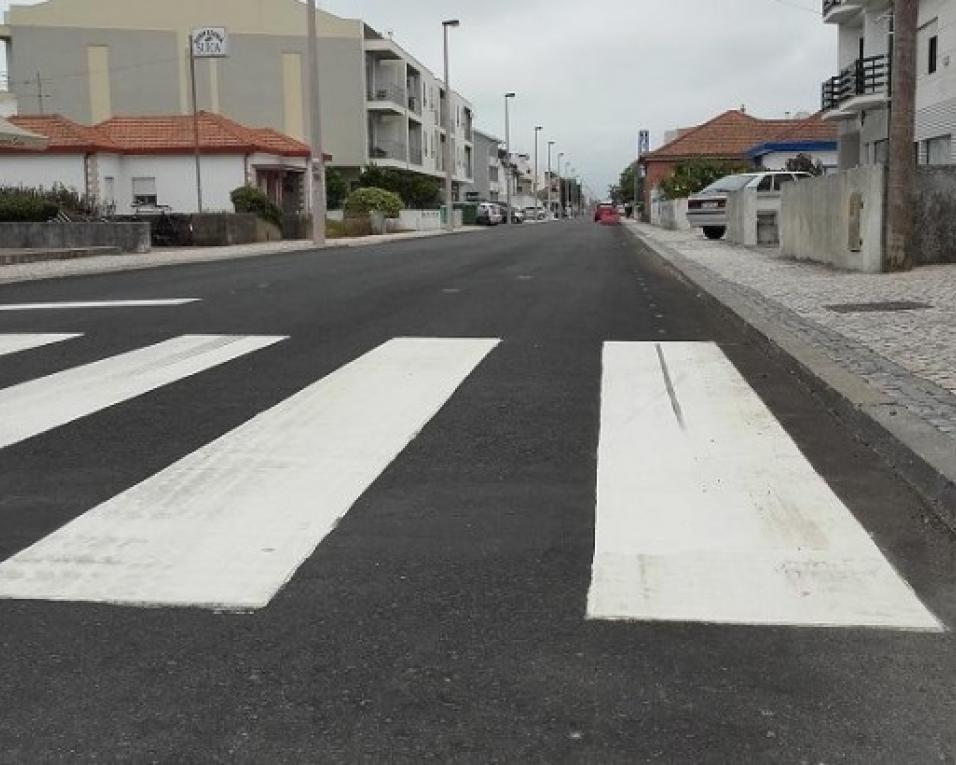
192 27 228 58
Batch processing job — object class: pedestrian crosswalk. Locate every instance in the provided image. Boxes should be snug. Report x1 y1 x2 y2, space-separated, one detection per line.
0 334 943 630
0 333 81 358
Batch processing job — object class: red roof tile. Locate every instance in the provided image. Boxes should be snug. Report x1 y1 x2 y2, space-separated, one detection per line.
642 109 837 162
5 112 320 158
7 114 118 152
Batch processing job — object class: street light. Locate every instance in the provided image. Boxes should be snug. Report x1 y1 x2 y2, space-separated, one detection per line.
547 140 554 220
557 152 564 219
442 19 460 232
504 92 515 223
533 126 542 222
306 0 327 246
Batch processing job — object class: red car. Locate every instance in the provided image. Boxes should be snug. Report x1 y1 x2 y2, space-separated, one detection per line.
594 203 620 225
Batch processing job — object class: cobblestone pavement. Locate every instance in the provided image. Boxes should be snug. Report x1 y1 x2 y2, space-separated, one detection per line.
627 222 956 439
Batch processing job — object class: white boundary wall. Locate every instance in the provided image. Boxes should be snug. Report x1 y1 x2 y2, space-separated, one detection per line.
780 165 885 273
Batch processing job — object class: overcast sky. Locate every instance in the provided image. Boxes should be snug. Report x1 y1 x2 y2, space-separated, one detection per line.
2 0 835 195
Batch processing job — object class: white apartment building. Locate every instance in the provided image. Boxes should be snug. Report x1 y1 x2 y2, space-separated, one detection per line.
464 129 503 202
822 0 956 168
0 0 475 192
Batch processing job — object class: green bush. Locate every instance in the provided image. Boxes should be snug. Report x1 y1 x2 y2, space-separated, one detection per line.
0 187 61 222
325 167 348 209
658 160 750 200
230 185 282 227
344 186 403 218
358 166 441 208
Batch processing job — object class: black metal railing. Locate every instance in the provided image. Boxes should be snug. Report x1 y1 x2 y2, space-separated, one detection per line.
820 54 890 111
822 0 840 16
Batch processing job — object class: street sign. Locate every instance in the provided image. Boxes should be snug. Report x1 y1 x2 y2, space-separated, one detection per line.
191 27 228 58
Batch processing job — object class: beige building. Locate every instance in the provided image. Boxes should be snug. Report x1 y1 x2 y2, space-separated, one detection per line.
0 0 475 192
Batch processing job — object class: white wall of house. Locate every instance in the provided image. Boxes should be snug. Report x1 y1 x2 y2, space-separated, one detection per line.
110 155 246 214
0 153 87 193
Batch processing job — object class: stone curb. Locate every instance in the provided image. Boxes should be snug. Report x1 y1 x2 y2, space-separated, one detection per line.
623 222 956 533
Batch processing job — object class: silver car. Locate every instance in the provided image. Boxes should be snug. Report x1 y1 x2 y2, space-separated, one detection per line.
686 171 810 240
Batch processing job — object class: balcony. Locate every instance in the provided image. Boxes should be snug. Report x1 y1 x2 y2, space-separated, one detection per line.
367 83 407 114
822 0 864 23
409 145 423 166
821 54 890 119
407 95 423 118
368 139 407 162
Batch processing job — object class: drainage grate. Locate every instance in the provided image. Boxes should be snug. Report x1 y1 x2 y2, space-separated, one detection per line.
825 301 932 314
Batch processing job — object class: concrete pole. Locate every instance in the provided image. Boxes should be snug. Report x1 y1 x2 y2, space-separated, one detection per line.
442 20 459 232
547 141 554 220
188 41 204 214
533 126 542 221
886 0 918 271
306 0 327 247
504 92 515 223
557 152 564 218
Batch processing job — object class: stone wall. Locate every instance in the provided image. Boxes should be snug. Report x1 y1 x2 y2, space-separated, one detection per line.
0 222 151 253
726 189 782 248
650 198 691 231
914 167 956 265
780 165 885 273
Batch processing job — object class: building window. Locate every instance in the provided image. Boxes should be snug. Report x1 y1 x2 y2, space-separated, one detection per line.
489 166 499 182
919 19 939 76
132 177 157 206
926 135 952 165
872 140 889 165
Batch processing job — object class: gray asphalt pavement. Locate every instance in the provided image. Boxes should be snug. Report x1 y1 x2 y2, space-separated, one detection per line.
0 220 954 763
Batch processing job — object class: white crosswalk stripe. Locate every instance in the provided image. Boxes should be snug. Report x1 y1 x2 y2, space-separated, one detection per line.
0 334 285 450
0 300 200 312
0 337 499 611
588 341 942 631
0 333 81 358
0 336 940 629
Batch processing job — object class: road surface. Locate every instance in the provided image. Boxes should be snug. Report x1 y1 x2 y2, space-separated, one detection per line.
0 221 954 762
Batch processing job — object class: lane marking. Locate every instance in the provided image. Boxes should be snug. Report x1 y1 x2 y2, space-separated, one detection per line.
0 300 200 312
0 337 499 611
0 333 81 358
0 335 285 450
588 341 942 631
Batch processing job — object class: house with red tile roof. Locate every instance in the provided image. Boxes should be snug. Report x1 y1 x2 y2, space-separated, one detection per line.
0 112 329 216
638 109 837 211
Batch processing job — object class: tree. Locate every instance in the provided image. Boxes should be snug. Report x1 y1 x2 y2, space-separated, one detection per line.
618 163 638 205
657 159 749 200
344 187 403 218
785 153 824 176
325 167 348 209
358 165 441 209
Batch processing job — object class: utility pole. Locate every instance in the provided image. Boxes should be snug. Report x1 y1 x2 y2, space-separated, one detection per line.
442 20 460 232
547 140 554 220
307 0 327 246
35 72 46 115
187 43 204 214
504 92 515 223
557 152 564 218
533 126 542 221
886 0 918 271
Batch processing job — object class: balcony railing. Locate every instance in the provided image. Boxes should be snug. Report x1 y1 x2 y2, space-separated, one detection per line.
822 0 839 14
367 82 406 107
368 139 407 161
820 54 890 111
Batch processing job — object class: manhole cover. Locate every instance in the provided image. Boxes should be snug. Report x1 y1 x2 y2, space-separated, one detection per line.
825 301 932 314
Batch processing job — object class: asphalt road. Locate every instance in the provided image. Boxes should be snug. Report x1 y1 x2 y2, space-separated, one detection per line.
0 221 954 763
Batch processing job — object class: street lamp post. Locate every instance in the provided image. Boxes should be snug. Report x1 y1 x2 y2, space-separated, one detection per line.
306 0 326 246
557 152 564 219
442 19 460 233
504 92 515 223
546 140 554 220
533 126 542 222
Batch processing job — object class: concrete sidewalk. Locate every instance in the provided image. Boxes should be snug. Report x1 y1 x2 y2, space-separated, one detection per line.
624 220 956 527
0 225 488 286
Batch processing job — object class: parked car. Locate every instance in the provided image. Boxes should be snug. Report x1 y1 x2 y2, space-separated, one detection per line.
685 171 810 240
476 202 502 226
523 206 547 221
499 205 525 224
